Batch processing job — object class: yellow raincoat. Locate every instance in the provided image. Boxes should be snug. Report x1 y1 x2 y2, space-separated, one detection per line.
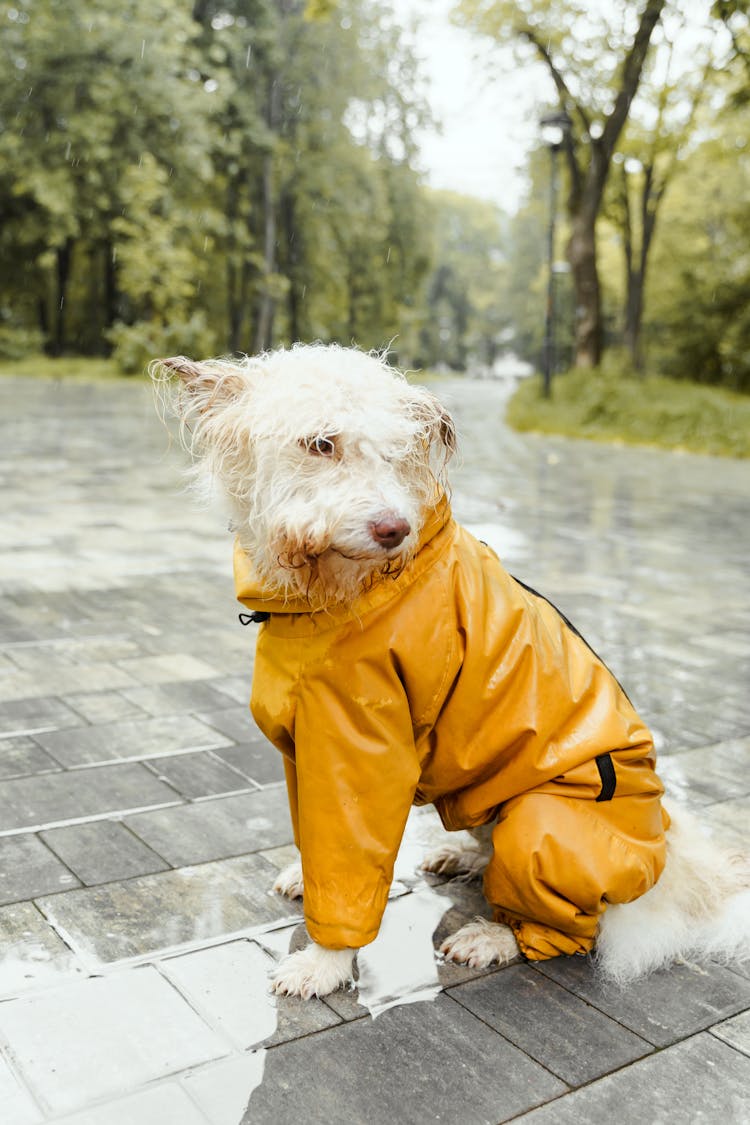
235 497 668 960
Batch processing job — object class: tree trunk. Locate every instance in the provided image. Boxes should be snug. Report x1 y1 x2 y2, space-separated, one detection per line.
568 213 601 368
52 238 74 356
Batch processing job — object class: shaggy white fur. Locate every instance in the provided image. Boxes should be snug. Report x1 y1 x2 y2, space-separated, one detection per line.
151 343 455 608
154 343 749 999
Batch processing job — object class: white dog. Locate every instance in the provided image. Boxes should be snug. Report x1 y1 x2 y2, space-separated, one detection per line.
153 343 749 999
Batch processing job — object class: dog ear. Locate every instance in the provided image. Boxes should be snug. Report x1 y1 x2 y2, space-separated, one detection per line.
151 355 248 414
408 388 458 463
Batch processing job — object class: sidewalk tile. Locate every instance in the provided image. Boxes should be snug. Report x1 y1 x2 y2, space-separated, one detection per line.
124 787 293 867
196 706 265 744
160 939 340 1049
51 1083 210 1125
0 764 180 834
34 714 232 768
116 653 222 684
40 820 169 885
145 751 257 800
512 1033 750 1124
0 738 60 780
120 680 241 717
61 690 147 725
0 697 82 738
181 1054 266 1125
0 835 79 905
35 854 301 964
0 901 85 998
0 1052 41 1125
212 742 285 787
0 664 138 703
0 967 228 1116
242 994 566 1124
711 1008 750 1056
449 965 653 1086
536 954 750 1047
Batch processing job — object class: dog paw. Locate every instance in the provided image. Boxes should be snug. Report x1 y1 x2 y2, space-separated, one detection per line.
440 919 519 969
270 945 354 999
421 842 488 878
272 861 304 899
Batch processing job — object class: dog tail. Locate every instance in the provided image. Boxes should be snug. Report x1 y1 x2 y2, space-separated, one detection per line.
595 800 750 983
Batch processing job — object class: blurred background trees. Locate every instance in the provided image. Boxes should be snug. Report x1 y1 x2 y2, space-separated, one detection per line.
1 0 750 392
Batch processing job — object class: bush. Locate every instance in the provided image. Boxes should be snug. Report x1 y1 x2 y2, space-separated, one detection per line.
107 313 218 375
506 367 750 458
0 323 45 360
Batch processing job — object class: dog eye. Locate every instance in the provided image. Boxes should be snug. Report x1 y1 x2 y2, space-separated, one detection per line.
302 436 336 457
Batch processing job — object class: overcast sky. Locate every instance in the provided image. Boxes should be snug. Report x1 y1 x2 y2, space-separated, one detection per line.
389 0 552 212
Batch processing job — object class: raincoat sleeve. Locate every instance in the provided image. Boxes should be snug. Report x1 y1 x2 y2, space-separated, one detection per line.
292 660 421 950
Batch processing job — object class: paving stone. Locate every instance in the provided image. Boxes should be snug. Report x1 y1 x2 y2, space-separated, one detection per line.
196 705 266 744
61 690 148 724
0 1051 42 1125
115 652 223 685
0 834 79 905
160 938 340 1049
0 763 180 834
0 737 60 780
0 966 228 1117
212 741 285 786
51 1083 210 1125
536 953 750 1047
449 965 653 1086
700 795 750 849
40 820 169 885
241 993 566 1125
711 1007 750 1056
145 750 257 800
181 1054 266 1125
34 714 233 768
124 786 293 867
0 900 85 998
35 854 302 964
208 675 253 704
512 1032 750 1124
120 680 242 717
0 663 140 703
0 697 82 737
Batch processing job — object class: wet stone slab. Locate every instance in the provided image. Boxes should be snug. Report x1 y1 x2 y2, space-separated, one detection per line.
120 679 245 717
123 786 293 867
0 696 83 737
241 993 566 1125
513 1032 750 1124
212 741 286 787
0 736 60 780
40 819 170 886
34 713 233 768
536 953 750 1047
0 900 85 999
0 763 180 835
49 1083 210 1125
197 705 267 745
144 750 258 800
448 965 653 1087
35 853 302 965
0 1050 42 1125
159 938 341 1050
0 966 228 1117
0 833 79 905
711 1007 750 1055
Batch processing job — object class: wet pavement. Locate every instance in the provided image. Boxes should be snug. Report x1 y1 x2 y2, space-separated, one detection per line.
0 373 748 1124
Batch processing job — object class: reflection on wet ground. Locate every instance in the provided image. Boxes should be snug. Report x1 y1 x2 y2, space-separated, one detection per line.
0 375 748 1123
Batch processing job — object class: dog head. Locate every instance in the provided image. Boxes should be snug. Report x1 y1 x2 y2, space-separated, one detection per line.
151 343 456 606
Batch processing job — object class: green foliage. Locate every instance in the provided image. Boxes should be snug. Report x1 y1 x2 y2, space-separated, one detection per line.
507 367 750 457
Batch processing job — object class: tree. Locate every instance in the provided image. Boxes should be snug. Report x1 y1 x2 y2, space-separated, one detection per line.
454 0 668 368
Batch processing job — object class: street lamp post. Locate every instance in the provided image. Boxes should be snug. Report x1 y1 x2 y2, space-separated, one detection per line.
539 111 572 398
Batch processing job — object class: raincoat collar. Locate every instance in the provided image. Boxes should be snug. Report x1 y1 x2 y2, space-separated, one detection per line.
235 493 455 622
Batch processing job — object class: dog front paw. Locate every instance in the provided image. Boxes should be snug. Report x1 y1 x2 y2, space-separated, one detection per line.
272 861 304 899
421 842 488 878
440 919 519 969
270 944 355 999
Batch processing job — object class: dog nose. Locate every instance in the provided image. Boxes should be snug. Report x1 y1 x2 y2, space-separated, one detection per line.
370 516 411 549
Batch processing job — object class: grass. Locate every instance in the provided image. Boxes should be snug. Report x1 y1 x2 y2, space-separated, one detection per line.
506 367 750 459
0 354 132 381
